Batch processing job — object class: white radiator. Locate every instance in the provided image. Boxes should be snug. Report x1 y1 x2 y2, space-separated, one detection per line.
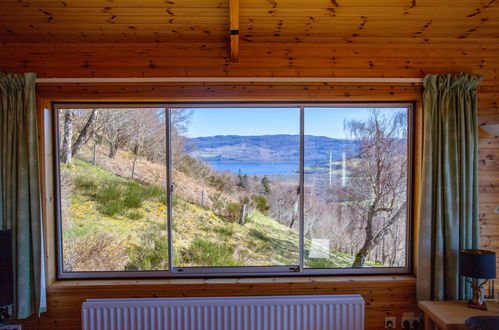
81 295 364 330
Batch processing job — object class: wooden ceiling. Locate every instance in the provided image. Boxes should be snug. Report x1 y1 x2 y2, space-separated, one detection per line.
0 0 498 44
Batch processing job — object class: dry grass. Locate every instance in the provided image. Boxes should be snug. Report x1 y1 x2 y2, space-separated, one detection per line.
76 144 234 209
63 232 128 272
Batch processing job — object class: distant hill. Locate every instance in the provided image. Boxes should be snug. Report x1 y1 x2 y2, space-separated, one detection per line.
185 135 360 163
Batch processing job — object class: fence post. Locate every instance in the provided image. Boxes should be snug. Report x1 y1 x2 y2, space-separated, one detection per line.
92 144 97 166
201 189 204 207
240 204 247 225
131 157 137 179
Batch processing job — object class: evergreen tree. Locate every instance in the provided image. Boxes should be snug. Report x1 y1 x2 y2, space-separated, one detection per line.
261 176 271 194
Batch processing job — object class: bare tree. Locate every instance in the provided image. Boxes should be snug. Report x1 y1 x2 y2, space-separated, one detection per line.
99 110 138 159
71 109 99 157
60 110 74 164
345 110 408 267
170 108 192 163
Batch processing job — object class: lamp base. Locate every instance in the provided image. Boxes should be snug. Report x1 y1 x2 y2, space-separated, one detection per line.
467 300 487 310
466 278 489 310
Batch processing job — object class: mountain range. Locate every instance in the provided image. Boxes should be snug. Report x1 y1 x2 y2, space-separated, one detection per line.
185 135 360 163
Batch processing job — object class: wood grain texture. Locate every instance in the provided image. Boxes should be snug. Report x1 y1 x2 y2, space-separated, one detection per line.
0 0 498 43
230 0 240 62
20 276 417 330
478 84 499 276
1 42 498 82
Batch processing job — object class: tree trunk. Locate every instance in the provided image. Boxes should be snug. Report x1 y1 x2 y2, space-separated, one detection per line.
352 202 406 267
352 208 375 267
71 109 99 157
108 143 118 159
352 240 373 267
61 110 74 164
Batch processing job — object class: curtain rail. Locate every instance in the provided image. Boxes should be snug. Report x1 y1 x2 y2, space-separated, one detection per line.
35 77 423 83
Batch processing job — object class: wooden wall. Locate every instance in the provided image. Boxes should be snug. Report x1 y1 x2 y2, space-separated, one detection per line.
478 85 499 270
1 41 497 329
23 276 417 330
1 42 498 82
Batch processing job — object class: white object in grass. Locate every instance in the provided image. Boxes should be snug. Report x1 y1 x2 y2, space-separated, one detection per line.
309 239 330 258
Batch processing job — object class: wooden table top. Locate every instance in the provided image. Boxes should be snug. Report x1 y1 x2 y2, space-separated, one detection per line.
418 300 499 328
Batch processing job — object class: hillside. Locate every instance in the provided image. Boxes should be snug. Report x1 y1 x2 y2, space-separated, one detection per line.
185 135 360 163
61 151 377 272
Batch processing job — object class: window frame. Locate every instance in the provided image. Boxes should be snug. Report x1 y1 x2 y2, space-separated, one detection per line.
53 101 415 279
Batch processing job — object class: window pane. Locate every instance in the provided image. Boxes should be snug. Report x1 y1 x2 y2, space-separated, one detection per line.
58 107 168 272
303 107 409 269
171 107 300 267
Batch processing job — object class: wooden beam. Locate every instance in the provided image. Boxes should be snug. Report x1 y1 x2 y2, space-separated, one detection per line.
229 0 239 62
35 77 424 83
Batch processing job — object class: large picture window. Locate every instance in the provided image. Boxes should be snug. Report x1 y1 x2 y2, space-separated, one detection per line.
54 103 413 278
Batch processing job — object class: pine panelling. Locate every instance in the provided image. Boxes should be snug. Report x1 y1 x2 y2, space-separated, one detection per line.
478 84 499 279
1 42 499 81
20 276 417 330
0 0 492 8
35 83 423 101
1 0 498 43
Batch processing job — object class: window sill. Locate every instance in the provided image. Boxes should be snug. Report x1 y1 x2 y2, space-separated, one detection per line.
47 274 416 290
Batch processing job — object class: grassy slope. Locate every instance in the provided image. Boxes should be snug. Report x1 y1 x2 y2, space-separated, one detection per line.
63 157 378 271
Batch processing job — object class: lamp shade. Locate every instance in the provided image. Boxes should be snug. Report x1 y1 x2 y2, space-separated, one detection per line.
460 249 496 279
481 124 499 136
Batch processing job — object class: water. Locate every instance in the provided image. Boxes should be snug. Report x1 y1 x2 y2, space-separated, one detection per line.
207 162 298 175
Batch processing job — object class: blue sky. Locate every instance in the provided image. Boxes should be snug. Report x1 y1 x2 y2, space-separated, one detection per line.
181 107 406 139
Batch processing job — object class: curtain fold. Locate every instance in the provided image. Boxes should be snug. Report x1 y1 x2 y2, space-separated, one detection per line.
0 73 46 318
417 73 482 301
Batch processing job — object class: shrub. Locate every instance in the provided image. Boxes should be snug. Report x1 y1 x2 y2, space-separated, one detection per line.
127 210 144 220
74 175 96 192
143 184 164 199
214 225 235 237
251 195 270 215
93 179 165 216
181 238 243 266
63 232 128 272
176 155 211 178
102 199 125 216
305 258 334 268
207 175 226 191
225 202 243 222
96 182 122 203
126 232 169 270
123 183 144 208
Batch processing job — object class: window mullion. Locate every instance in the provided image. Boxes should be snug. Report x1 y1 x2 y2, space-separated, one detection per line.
299 105 305 271
167 106 174 272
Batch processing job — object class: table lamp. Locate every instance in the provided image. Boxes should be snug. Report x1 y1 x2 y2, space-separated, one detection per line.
460 249 497 310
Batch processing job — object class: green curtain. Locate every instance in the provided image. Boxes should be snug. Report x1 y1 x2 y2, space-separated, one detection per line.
0 73 46 318
417 73 482 301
